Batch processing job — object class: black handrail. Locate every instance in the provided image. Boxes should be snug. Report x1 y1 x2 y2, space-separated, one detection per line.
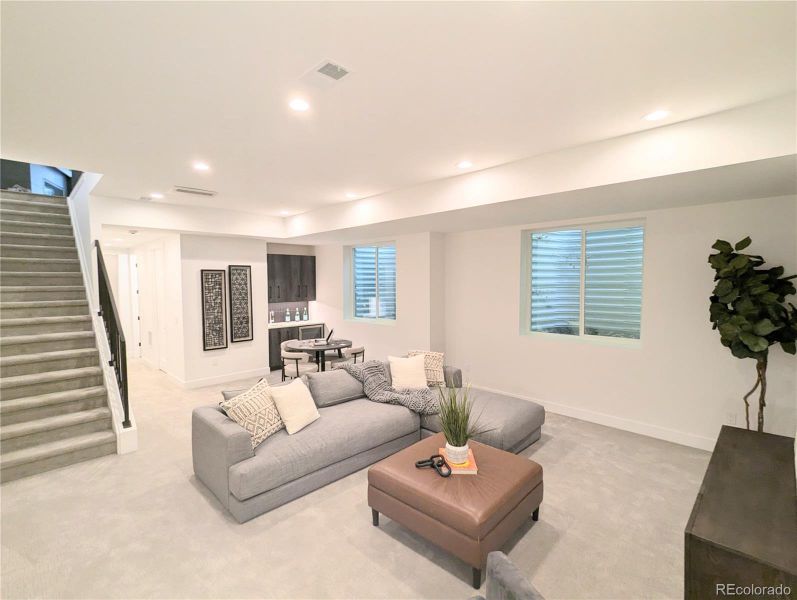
94 240 131 428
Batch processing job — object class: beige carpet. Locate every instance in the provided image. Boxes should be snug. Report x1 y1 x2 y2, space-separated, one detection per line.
1 359 710 599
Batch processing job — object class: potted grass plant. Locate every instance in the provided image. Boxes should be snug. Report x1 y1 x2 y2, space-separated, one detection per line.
438 384 482 464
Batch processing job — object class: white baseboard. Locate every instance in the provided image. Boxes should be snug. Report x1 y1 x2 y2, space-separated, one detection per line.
471 384 717 452
181 368 270 390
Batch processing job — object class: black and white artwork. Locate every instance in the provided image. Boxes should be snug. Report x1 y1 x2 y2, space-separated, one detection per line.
201 269 228 351
228 265 253 343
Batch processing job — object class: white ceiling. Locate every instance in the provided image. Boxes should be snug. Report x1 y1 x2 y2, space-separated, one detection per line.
2 2 795 217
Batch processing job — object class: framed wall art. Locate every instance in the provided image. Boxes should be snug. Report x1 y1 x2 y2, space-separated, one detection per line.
228 264 253 343
201 269 228 351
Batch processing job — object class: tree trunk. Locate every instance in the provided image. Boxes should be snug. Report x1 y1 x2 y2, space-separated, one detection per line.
742 371 760 430
756 356 767 433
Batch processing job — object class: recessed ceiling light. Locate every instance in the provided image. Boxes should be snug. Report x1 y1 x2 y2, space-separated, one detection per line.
149 192 164 199
643 109 670 121
192 161 210 171
279 210 292 216
289 98 310 112
457 160 473 169
345 192 359 200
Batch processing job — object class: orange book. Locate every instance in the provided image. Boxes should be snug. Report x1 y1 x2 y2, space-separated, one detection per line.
439 447 478 475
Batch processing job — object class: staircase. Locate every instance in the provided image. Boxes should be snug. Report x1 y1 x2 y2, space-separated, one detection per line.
0 190 116 482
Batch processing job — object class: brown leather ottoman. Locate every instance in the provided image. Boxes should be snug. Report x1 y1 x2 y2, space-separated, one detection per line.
367 432 543 588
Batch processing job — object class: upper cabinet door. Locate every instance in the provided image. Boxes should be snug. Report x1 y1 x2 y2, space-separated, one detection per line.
300 256 316 300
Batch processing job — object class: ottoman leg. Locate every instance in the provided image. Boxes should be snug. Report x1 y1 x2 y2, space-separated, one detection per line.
532 507 539 521
372 509 379 526
472 567 482 589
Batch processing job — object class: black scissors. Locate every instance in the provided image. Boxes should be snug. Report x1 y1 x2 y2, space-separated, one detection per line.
415 454 452 478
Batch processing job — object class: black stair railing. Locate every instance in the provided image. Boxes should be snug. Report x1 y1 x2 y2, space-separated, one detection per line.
94 240 131 428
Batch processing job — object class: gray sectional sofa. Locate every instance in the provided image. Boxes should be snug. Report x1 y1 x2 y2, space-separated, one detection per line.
192 365 545 523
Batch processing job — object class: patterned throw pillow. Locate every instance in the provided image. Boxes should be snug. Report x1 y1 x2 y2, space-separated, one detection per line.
408 350 445 387
220 379 284 448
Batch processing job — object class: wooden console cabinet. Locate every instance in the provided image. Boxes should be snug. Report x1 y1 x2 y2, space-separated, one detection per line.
684 426 796 599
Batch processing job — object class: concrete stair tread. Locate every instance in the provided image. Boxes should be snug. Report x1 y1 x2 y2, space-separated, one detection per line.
0 386 107 414
1 257 79 265
0 300 88 309
0 330 95 346
0 347 98 367
0 366 103 389
0 286 84 293
0 208 70 220
1 408 111 440
0 198 69 212
0 431 115 469
0 231 74 242
0 271 82 277
1 315 91 326
1 219 72 230
0 191 67 202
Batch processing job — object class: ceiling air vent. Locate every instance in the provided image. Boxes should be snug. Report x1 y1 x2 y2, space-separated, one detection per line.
173 185 217 197
316 61 349 81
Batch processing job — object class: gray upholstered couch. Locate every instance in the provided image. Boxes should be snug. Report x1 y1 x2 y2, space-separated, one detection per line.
192 366 545 523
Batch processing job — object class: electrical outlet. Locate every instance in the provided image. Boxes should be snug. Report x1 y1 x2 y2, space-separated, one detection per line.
726 412 737 426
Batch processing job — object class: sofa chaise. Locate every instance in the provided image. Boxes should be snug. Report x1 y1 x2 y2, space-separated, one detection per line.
192 365 545 523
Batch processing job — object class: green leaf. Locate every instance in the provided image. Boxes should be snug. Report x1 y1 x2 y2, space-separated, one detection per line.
713 279 733 297
760 292 779 304
708 254 728 269
768 266 784 278
782 341 796 355
748 284 769 295
718 291 739 304
718 322 740 339
729 255 749 270
734 237 752 251
711 240 733 254
739 331 769 352
730 339 755 359
753 319 780 336
735 297 756 316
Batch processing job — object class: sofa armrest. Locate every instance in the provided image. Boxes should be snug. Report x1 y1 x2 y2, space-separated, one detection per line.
485 552 545 600
444 366 462 388
192 405 255 509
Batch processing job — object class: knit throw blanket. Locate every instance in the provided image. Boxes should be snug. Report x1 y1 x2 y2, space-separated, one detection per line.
336 360 440 415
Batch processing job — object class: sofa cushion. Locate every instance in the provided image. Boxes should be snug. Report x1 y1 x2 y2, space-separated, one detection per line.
388 355 428 389
408 350 445 387
228 399 420 501
269 379 320 434
305 369 364 407
420 388 545 452
219 380 284 448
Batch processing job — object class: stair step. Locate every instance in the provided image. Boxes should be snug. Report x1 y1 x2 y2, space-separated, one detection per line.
0 314 92 336
0 191 67 206
0 271 84 286
0 430 116 483
0 408 112 452
0 244 78 259
0 286 86 302
0 386 107 424
0 231 75 247
0 347 100 377
0 257 80 273
0 330 96 355
0 366 104 400
0 299 88 318
0 209 71 225
0 197 69 215
0 220 73 235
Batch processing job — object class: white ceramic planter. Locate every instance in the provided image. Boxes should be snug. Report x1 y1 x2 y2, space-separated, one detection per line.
445 442 470 465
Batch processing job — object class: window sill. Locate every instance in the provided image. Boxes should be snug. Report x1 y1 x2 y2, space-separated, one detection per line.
345 317 397 326
520 330 642 348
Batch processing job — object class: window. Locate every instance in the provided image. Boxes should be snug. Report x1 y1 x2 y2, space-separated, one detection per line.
351 244 396 320
528 224 644 339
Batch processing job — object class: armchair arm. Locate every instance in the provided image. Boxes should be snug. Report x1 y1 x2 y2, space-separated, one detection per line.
192 406 254 509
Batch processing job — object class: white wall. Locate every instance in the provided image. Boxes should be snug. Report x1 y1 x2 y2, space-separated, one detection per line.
444 195 797 449
313 232 440 360
180 235 268 388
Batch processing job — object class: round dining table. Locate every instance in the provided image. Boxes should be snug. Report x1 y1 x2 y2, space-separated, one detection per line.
284 339 352 372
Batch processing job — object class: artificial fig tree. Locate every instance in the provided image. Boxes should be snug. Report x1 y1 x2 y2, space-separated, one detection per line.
708 237 797 432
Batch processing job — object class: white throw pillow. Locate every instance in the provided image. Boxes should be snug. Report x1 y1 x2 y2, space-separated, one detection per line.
408 350 446 387
270 379 320 434
220 379 284 448
388 354 429 389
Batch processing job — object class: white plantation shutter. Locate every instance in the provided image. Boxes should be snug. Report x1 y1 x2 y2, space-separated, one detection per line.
353 244 396 320
585 226 644 338
530 230 582 335
529 224 644 339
